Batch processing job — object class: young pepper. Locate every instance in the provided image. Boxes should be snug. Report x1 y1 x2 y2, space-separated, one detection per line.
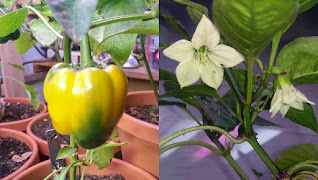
43 63 128 149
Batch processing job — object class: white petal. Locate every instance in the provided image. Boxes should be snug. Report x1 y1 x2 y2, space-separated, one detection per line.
291 85 316 105
281 84 296 105
176 59 200 88
270 88 283 112
191 15 220 50
280 104 290 117
290 100 304 110
208 45 245 68
270 103 281 118
198 60 224 89
163 40 194 62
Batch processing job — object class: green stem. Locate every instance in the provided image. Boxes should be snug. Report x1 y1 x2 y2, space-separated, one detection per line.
70 136 77 180
224 154 249 180
43 167 65 180
25 6 63 39
90 5 158 29
244 53 255 136
248 135 281 178
253 33 282 101
80 34 97 67
63 34 72 64
55 38 62 62
159 140 226 156
140 34 159 103
159 126 247 148
224 68 245 102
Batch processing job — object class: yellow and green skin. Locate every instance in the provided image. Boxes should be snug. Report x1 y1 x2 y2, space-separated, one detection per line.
43 62 128 149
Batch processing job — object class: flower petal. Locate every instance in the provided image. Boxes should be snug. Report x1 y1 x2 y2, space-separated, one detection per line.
291 85 316 105
270 103 281 118
270 88 282 111
198 60 224 89
176 59 200 88
208 45 245 68
163 40 194 62
280 104 290 117
290 100 304 111
192 15 220 50
282 84 296 105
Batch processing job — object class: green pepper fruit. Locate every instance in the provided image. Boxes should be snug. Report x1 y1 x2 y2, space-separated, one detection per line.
44 63 128 149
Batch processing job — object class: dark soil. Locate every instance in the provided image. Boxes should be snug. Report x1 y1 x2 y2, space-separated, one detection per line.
0 137 31 179
76 174 125 180
125 104 159 125
31 117 54 140
0 100 41 123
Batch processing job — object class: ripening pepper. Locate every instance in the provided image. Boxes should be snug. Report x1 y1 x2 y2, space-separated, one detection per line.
43 63 128 149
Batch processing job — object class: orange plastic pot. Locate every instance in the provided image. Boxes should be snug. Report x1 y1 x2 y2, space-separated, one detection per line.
27 112 121 156
0 128 39 180
117 91 159 178
13 158 157 180
0 97 47 131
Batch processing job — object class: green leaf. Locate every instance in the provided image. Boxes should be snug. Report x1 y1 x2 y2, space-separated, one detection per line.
7 63 24 72
92 142 127 169
186 6 203 24
254 116 280 127
100 0 145 66
275 144 318 170
252 169 263 180
212 0 299 59
30 19 62 46
163 81 180 92
159 100 187 108
299 0 318 13
55 164 72 180
110 127 118 141
277 37 318 83
159 13 190 41
285 104 318 133
123 19 159 35
14 31 37 55
160 83 222 102
159 68 177 81
88 13 105 56
47 0 98 42
231 69 256 94
0 8 28 37
56 146 77 160
174 0 209 15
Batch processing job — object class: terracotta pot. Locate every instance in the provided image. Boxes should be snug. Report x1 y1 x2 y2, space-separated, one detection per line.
13 158 157 180
117 91 159 178
0 128 39 180
27 112 121 156
0 97 47 131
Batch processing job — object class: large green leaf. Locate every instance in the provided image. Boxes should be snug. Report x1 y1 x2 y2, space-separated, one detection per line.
30 19 62 46
100 0 145 66
186 6 204 24
0 8 28 37
159 68 177 81
299 0 318 13
285 104 318 133
174 0 208 15
56 146 77 160
275 144 318 170
14 31 37 55
159 13 190 41
277 37 318 84
47 0 98 42
212 0 299 59
88 13 105 56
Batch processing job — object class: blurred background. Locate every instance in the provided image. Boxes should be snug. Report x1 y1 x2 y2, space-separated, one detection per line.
159 1 318 179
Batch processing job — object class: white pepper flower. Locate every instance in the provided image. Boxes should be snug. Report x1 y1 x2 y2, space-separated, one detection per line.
163 15 244 89
269 83 315 118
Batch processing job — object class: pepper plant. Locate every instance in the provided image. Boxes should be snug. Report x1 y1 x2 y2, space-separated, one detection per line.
160 0 318 179
1 0 158 179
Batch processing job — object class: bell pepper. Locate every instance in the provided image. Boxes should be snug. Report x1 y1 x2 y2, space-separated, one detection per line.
43 63 128 149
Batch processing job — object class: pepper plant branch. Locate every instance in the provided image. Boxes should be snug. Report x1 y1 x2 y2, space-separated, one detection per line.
55 38 62 62
90 2 159 29
252 33 282 101
63 34 72 64
159 140 226 156
140 34 159 103
248 135 282 178
43 167 65 180
224 68 246 102
159 125 247 148
224 154 249 180
25 6 63 39
70 136 77 180
80 34 97 67
251 90 274 123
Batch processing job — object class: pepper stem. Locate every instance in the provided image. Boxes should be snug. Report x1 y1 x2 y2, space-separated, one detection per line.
70 136 77 180
80 34 97 67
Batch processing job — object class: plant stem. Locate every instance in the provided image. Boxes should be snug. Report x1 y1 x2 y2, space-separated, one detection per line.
248 135 281 178
224 68 245 102
70 136 77 180
80 34 97 67
244 53 255 136
139 34 159 103
224 154 249 180
63 34 72 64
